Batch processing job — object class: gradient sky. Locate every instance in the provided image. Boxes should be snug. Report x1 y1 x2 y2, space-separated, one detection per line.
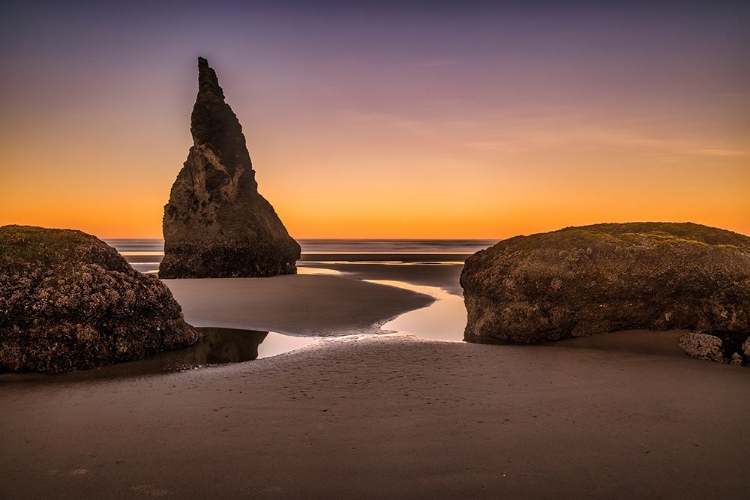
1 1 748 238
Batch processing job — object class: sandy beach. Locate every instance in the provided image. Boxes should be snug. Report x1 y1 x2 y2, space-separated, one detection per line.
4 1 749 497
162 273 435 336
2 264 749 499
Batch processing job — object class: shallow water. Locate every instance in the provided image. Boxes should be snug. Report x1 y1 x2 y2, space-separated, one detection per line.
105 238 491 273
0 327 319 384
102 239 472 344
298 239 496 254
296 266 343 276
367 280 467 342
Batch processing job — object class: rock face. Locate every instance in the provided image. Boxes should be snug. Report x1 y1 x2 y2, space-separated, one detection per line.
678 332 750 366
678 333 726 364
160 57 300 278
0 225 199 373
460 222 750 365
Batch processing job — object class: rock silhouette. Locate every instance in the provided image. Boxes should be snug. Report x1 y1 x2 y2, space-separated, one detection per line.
0 225 199 373
460 222 750 365
160 57 300 278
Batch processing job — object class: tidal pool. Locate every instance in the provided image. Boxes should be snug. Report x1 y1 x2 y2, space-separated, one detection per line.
0 327 319 383
366 280 467 342
143 327 319 371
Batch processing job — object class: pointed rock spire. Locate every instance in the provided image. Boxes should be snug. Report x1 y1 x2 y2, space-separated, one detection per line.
197 56 224 99
159 58 300 278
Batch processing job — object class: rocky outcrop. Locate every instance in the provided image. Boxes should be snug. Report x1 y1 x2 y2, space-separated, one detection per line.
460 222 750 365
678 333 726 363
160 57 300 278
678 332 750 365
0 225 199 373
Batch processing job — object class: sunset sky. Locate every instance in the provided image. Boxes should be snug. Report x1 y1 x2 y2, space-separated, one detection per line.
1 1 748 239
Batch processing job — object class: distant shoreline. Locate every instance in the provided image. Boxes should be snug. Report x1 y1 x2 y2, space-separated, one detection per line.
299 253 470 262
106 239 490 273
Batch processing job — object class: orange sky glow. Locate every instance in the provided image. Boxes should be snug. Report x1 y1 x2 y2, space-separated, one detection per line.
1 2 748 239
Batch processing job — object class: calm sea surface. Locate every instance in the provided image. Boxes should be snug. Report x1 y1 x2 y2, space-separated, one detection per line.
105 239 498 273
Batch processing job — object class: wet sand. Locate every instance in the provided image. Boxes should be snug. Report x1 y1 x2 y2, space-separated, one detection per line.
163 274 435 336
2 267 749 499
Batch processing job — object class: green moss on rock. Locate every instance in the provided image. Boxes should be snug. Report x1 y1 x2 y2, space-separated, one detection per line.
0 225 199 373
460 222 750 365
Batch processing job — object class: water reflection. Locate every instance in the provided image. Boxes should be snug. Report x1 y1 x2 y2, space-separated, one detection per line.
366 280 467 342
0 328 318 384
296 266 342 276
114 327 318 373
168 327 267 368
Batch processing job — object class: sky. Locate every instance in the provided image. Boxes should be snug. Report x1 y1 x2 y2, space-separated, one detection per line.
1 1 748 239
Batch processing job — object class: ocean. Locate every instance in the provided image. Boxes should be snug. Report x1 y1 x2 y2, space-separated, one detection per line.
105 239 498 274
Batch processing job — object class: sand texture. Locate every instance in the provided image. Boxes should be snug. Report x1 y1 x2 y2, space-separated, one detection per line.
2 266 749 499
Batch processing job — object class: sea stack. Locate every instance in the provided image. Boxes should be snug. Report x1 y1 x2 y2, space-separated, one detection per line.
160 57 300 278
460 223 750 365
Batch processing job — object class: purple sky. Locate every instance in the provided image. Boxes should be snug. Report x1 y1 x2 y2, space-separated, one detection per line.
1 1 748 237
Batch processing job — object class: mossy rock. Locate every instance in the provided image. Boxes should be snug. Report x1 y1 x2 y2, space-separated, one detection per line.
460 222 750 365
0 225 199 373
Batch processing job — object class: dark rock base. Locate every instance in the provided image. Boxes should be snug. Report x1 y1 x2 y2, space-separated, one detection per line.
159 243 298 278
679 332 750 366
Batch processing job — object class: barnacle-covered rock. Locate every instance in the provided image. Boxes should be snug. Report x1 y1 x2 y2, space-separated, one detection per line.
460 222 750 366
0 225 199 373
